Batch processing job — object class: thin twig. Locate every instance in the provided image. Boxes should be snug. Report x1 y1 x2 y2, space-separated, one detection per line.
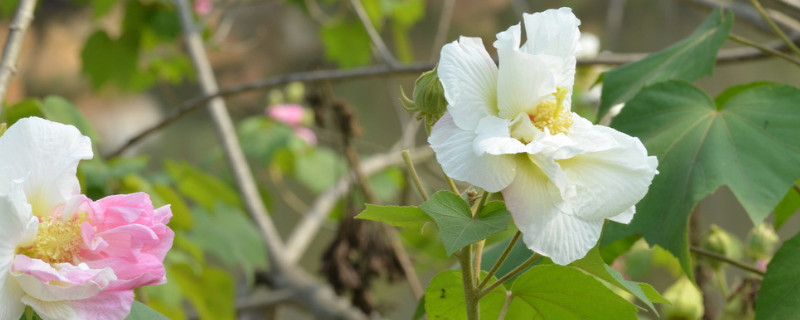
480 253 541 298
402 149 429 201
729 33 800 67
104 38 800 158
429 0 455 60
690 246 766 276
175 0 286 264
284 146 433 264
750 0 800 57
479 231 522 289
0 0 37 106
348 0 398 67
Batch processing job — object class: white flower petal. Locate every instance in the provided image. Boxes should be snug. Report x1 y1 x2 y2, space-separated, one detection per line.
0 181 37 319
521 7 580 95
0 255 25 320
502 162 602 265
0 117 93 216
20 297 79 320
439 37 498 130
610 206 636 224
473 116 528 155
429 113 516 192
556 124 658 221
494 23 555 119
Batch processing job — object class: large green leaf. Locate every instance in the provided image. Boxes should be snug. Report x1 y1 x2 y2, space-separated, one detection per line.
597 8 733 119
755 232 800 320
424 270 506 320
420 191 510 255
126 302 170 320
570 247 666 313
320 21 372 68
170 263 235 320
506 265 638 320
165 160 242 210
355 204 432 229
605 81 800 276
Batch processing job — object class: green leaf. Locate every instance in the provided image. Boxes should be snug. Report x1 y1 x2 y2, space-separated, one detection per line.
2 99 44 124
126 301 171 320
80 30 139 88
420 191 510 255
506 265 638 320
170 263 235 320
153 184 194 230
320 21 372 68
293 147 346 193
597 8 733 119
569 247 666 313
186 203 268 277
355 204 432 229
91 0 119 18
774 182 800 230
165 160 242 210
605 81 800 276
369 167 406 203
755 231 800 320
41 96 99 141
424 270 506 320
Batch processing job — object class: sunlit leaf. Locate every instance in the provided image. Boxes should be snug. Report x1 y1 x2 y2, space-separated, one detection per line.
605 81 800 276
356 204 431 229
126 302 170 320
165 160 242 210
170 263 235 320
420 191 510 255
506 265 638 319
425 270 506 320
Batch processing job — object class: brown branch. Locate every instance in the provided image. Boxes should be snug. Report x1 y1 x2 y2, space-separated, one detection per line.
691 246 766 276
104 37 799 158
0 0 37 105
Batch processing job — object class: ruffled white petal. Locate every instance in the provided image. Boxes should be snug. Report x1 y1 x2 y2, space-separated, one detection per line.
521 7 580 90
0 117 93 217
0 181 37 320
502 162 603 265
13 259 114 302
555 123 658 221
439 37 498 130
473 116 529 155
429 113 517 192
494 23 555 119
609 206 636 224
21 297 79 320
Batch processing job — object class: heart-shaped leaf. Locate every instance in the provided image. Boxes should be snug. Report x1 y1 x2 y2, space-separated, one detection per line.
420 191 510 255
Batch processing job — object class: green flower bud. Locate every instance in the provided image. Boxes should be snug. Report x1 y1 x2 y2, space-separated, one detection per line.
745 223 779 260
702 224 742 270
413 67 447 117
286 81 305 103
403 67 447 133
662 276 704 320
267 89 285 106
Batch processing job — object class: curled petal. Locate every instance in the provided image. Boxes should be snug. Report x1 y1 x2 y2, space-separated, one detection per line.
502 162 603 265
429 113 517 192
494 23 555 119
12 256 115 302
0 117 92 216
439 37 498 130
522 7 580 90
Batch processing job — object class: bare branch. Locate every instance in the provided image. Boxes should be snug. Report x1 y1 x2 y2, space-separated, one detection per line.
104 36 799 158
174 0 285 262
348 0 398 67
0 0 37 106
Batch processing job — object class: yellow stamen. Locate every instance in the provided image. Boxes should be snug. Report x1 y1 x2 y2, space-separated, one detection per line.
22 217 84 264
528 88 573 135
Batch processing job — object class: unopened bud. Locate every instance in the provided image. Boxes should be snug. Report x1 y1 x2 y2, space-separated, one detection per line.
267 89 284 106
662 277 704 320
702 224 742 270
286 81 305 103
412 67 448 118
746 223 779 261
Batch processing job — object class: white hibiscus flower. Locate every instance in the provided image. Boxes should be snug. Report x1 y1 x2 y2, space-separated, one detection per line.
428 7 658 265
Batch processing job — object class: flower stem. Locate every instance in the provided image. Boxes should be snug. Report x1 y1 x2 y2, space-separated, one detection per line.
402 149 429 201
446 175 460 194
479 231 521 289
728 33 800 68
748 0 800 58
459 244 480 320
690 246 765 276
480 253 541 298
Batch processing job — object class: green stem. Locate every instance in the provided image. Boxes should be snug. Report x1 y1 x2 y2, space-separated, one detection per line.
402 150 429 201
480 253 541 298
459 244 480 320
479 231 521 289
749 0 800 58
690 246 765 276
729 33 800 68
446 175 460 194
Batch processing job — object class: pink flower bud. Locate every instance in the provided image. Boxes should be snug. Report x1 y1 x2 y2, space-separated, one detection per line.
267 104 307 127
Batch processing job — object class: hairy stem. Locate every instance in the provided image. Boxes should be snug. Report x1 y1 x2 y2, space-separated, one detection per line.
459 245 479 320
403 149 429 201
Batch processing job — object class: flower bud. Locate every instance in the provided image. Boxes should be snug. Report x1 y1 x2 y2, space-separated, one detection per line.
702 224 742 270
412 67 447 119
662 276 704 320
286 81 306 103
745 223 779 261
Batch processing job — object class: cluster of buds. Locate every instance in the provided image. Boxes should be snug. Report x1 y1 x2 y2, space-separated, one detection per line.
266 82 317 146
